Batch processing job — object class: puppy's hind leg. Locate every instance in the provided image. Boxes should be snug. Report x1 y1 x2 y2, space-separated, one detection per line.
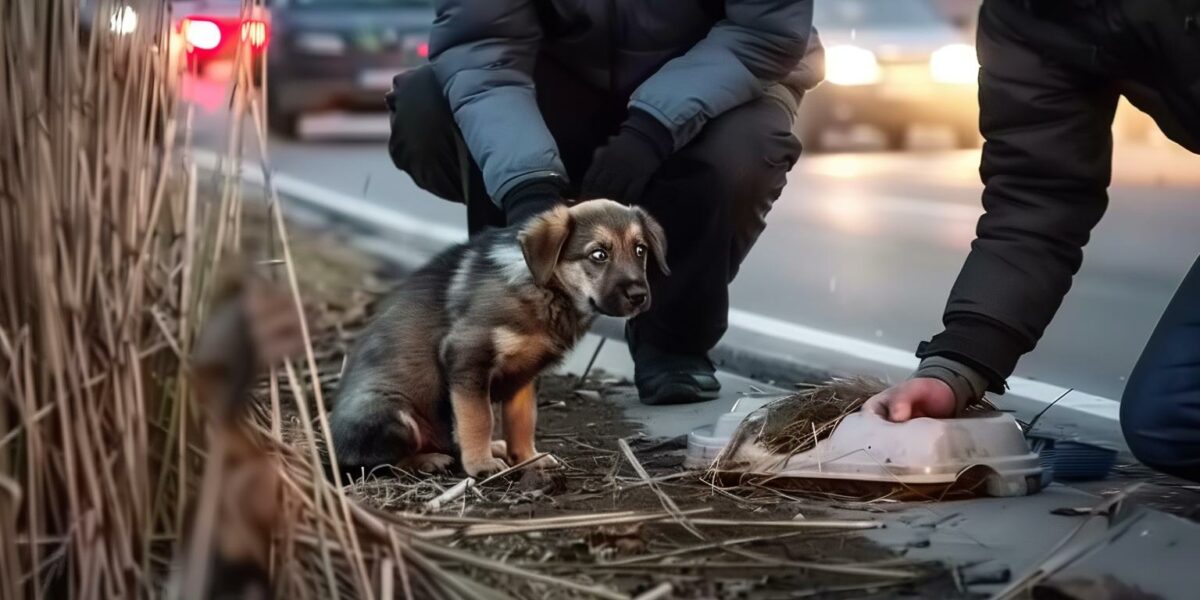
329 390 423 474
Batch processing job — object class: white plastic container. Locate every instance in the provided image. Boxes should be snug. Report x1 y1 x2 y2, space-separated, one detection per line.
687 396 1043 497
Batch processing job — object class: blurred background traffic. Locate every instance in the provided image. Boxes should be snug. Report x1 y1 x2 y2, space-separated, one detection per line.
89 0 1200 403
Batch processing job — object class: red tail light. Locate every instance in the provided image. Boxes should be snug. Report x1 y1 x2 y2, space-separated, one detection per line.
241 20 269 49
182 18 222 50
416 41 429 58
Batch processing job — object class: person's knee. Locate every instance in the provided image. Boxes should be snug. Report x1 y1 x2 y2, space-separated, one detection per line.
1120 386 1199 478
387 66 455 170
387 66 470 200
677 103 800 215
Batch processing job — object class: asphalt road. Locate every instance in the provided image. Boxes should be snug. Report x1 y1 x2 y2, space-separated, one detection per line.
189 83 1200 402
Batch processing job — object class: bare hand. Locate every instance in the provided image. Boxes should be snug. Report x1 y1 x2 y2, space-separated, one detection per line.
862 377 957 422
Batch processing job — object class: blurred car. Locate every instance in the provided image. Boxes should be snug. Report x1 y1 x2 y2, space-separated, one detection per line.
801 0 980 151
81 1 270 76
173 0 271 76
265 0 434 138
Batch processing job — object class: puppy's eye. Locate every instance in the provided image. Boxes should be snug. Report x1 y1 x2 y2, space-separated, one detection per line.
589 248 609 262
634 244 647 258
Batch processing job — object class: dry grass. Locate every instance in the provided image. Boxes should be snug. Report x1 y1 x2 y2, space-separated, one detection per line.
0 1 609 597
726 377 891 461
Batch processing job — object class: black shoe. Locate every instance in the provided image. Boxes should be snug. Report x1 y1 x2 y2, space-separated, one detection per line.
627 322 721 405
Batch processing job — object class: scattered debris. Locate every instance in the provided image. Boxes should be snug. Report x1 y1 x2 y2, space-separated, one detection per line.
1050 507 1094 517
992 485 1146 599
586 523 648 557
1033 574 1161 600
425 477 477 511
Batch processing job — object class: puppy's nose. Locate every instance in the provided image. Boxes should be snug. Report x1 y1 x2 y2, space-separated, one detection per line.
623 283 649 307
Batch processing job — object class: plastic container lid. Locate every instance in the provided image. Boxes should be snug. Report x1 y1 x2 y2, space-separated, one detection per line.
687 396 1044 497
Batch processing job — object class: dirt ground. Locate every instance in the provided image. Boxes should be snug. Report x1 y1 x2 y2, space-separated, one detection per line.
252 215 979 599
351 373 977 599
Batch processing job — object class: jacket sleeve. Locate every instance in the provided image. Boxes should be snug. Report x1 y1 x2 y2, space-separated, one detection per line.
629 0 816 150
916 4 1119 391
429 0 567 203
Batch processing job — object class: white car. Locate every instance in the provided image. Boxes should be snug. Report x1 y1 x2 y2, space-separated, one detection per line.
800 0 980 151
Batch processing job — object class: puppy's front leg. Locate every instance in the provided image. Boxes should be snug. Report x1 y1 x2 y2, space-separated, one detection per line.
451 384 507 477
502 381 557 469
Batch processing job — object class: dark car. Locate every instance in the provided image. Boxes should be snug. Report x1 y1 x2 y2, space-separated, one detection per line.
800 0 980 151
266 0 433 138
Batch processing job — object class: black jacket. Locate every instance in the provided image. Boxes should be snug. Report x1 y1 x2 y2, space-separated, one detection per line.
918 0 1200 391
428 0 822 201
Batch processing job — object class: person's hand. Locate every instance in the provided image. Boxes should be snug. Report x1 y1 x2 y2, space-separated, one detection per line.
580 109 672 204
862 377 958 422
502 179 563 227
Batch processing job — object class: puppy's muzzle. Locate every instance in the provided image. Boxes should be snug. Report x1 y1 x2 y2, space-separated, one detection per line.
623 282 649 310
599 280 650 317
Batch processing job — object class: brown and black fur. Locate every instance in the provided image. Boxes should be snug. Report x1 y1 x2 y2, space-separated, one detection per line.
330 200 668 477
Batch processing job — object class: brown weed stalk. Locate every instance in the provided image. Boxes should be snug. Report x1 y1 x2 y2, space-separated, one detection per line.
0 1 612 598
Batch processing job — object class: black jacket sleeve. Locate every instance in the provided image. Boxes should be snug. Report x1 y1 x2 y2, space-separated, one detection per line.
916 3 1120 391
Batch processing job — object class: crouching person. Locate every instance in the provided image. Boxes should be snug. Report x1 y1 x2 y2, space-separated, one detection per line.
386 0 822 405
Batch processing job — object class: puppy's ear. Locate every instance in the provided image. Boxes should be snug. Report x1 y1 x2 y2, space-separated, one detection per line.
634 207 670 276
519 206 572 286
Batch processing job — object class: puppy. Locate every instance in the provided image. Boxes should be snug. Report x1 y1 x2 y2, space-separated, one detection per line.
330 200 668 477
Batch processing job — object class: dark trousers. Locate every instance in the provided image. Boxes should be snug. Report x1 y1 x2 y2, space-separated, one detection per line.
387 62 802 354
1121 255 1200 482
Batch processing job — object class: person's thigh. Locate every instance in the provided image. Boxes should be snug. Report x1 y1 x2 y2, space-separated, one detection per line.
646 93 802 279
630 94 801 352
1121 255 1200 481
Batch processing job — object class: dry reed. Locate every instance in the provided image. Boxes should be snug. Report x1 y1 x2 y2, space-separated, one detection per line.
0 1 602 598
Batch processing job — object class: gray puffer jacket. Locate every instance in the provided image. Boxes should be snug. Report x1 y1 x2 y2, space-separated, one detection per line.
429 0 823 202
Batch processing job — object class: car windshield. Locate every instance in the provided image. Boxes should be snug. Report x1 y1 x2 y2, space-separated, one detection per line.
815 0 941 29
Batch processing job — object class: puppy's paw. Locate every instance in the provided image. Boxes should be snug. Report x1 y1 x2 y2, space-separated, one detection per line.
411 453 455 474
509 452 560 470
490 440 508 458
463 457 508 478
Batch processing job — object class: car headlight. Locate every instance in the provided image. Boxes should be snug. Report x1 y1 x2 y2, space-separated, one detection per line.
824 45 880 86
109 6 138 35
294 32 346 56
929 43 978 84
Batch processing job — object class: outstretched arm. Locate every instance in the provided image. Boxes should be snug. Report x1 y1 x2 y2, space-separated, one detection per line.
869 4 1119 420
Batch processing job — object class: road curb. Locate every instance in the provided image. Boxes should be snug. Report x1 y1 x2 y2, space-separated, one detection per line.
195 149 1127 451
